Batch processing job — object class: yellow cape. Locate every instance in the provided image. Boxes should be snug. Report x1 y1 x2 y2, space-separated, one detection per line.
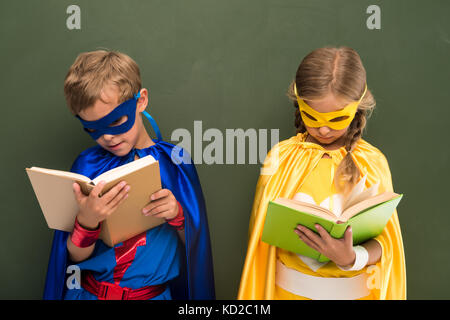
237 132 406 300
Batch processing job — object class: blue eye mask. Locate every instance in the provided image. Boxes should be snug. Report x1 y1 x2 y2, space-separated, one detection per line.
76 92 141 140
76 92 163 141
76 93 140 140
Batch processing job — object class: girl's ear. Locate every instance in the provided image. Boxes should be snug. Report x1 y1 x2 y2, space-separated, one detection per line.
137 88 149 113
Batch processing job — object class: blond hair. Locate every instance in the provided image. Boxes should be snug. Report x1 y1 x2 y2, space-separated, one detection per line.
63 49 142 115
287 46 376 194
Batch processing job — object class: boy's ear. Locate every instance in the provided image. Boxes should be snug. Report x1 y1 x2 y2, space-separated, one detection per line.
137 88 149 113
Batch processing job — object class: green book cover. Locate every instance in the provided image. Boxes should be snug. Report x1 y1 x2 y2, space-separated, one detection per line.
261 194 403 263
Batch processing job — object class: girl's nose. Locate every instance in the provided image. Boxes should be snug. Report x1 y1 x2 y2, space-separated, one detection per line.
318 126 331 136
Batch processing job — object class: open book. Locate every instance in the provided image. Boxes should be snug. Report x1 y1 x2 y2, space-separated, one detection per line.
261 175 403 262
26 155 164 247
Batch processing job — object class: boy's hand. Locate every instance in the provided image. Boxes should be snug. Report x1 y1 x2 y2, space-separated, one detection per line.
73 180 130 230
294 222 356 268
142 189 178 220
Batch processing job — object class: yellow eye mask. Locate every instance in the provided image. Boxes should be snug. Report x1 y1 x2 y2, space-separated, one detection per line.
294 84 367 130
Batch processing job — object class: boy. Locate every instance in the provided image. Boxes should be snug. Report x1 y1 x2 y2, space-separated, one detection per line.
43 50 215 300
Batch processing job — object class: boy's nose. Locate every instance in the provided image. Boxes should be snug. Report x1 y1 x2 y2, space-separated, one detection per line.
102 134 115 141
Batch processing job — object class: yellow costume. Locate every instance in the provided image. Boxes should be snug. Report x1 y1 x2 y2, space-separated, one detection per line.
238 132 406 300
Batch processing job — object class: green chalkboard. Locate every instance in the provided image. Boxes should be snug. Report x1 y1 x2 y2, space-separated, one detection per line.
0 0 449 299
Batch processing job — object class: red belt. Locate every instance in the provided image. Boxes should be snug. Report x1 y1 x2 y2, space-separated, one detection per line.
81 272 166 300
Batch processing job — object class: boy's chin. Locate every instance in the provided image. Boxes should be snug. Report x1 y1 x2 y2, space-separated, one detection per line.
103 144 132 157
112 150 129 157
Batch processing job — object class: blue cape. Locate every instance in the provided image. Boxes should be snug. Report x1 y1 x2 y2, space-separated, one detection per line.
43 140 215 299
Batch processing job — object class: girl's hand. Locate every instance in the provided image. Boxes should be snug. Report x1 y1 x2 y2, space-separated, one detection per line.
294 223 356 268
73 180 130 230
142 189 178 220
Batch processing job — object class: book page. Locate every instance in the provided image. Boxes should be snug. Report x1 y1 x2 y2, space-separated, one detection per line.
92 155 156 184
340 192 399 221
342 175 367 210
26 168 89 232
273 198 338 222
294 192 345 218
344 180 380 211
27 167 91 184
322 193 345 218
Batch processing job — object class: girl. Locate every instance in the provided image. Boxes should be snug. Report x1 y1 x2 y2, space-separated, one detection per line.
238 47 406 300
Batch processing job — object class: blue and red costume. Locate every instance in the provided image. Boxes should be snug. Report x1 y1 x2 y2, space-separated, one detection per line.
43 140 215 300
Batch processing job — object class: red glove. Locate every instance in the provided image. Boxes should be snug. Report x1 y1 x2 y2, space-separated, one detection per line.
166 201 185 231
70 217 101 248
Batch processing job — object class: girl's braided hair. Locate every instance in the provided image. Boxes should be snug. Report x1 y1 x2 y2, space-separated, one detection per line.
287 47 376 194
